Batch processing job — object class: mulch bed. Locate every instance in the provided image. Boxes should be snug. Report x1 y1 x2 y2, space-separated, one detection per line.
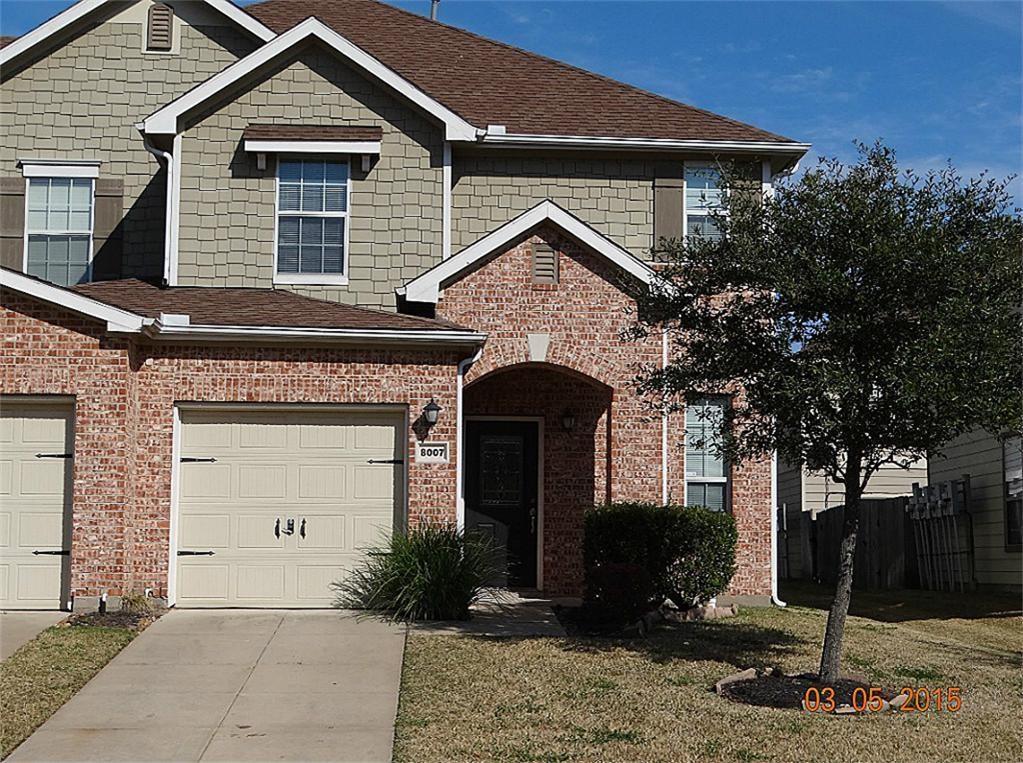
66 610 159 631
719 672 897 710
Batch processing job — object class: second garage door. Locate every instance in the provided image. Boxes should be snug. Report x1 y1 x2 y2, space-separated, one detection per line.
176 407 403 608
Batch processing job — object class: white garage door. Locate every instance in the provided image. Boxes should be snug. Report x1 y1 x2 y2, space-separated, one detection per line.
0 399 73 610
176 408 403 608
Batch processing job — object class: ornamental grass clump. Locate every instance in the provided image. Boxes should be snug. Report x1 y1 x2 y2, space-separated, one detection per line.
333 523 503 622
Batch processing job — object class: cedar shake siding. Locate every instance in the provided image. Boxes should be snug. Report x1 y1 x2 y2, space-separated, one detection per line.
0 0 258 281
176 46 444 309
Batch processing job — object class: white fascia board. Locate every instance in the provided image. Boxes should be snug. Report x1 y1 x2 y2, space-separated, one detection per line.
0 268 146 333
145 321 487 345
143 18 479 141
202 0 276 42
0 0 106 67
20 160 101 178
481 132 811 155
400 199 658 304
244 139 382 155
0 0 275 69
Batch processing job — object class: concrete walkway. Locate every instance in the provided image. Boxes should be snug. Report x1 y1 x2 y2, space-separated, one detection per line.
408 590 567 637
0 611 67 661
10 610 405 762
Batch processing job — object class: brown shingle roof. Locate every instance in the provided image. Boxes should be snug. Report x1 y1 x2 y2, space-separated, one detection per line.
245 0 799 144
243 123 384 141
71 279 467 331
0 35 17 49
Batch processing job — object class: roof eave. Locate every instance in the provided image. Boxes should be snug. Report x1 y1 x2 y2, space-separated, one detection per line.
141 322 488 346
479 132 810 154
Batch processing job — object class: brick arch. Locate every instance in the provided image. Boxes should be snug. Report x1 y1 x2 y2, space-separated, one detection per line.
464 360 614 395
465 344 620 389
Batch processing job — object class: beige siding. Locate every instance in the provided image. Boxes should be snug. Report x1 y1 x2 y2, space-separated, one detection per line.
802 460 927 515
777 459 804 578
930 429 1021 591
176 47 444 309
452 151 656 260
0 0 257 280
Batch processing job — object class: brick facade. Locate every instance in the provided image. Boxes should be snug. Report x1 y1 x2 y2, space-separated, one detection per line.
2 292 463 602
2 226 772 602
439 225 772 597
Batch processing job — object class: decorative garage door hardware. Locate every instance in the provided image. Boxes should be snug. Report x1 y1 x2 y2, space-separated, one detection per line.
180 456 217 463
275 517 296 537
367 458 404 464
32 549 69 556
177 550 215 556
34 452 72 459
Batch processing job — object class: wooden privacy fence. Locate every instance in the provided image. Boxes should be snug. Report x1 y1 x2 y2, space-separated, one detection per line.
906 478 975 592
810 497 918 590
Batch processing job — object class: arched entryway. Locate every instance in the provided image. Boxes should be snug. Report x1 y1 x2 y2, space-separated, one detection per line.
463 363 613 596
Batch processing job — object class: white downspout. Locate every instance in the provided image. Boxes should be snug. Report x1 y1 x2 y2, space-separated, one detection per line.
762 158 786 607
139 128 174 286
455 347 483 530
771 448 786 607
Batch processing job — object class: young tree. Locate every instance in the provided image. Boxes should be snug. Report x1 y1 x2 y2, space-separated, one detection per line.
633 143 1022 682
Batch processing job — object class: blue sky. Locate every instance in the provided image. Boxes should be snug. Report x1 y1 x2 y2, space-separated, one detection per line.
3 1 1020 197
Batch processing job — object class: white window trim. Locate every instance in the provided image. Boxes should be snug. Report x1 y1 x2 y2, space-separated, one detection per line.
682 160 727 240
245 140 381 155
20 161 100 179
272 156 351 287
22 174 97 286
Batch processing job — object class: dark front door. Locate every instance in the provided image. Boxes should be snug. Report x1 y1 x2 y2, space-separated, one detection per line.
465 420 539 588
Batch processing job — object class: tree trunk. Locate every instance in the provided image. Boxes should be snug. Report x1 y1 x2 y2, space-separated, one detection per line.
818 459 863 683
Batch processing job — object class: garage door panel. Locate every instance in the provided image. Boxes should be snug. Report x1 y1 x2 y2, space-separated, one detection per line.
177 408 401 608
0 400 72 609
353 515 391 549
297 465 347 500
237 465 287 499
180 514 231 549
182 463 231 499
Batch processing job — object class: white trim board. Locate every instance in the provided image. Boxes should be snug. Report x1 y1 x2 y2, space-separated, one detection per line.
0 267 146 332
143 17 480 141
0 0 275 69
398 199 658 304
244 140 382 155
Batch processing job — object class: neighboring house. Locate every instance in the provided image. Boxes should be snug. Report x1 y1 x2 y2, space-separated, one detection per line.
0 0 809 610
778 459 927 579
928 429 1022 592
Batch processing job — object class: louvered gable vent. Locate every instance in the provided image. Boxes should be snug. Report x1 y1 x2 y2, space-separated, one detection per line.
531 242 558 284
147 3 174 52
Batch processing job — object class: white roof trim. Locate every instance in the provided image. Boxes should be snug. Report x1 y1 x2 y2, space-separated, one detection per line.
0 268 146 333
21 161 101 178
143 17 480 141
0 267 486 345
244 139 382 155
399 200 658 304
0 0 275 68
480 132 811 155
143 321 487 345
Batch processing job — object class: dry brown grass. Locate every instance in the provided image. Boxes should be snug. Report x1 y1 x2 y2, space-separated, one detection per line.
395 585 1022 762
0 625 135 759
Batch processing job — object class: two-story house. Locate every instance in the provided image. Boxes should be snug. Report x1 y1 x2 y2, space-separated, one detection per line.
0 0 809 610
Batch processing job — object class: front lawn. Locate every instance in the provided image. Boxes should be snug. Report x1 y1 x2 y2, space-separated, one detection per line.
0 624 136 759
395 585 1022 762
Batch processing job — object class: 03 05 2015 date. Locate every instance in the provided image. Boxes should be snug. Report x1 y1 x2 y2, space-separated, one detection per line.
804 686 963 713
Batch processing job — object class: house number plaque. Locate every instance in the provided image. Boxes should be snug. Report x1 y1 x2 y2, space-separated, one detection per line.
416 441 449 464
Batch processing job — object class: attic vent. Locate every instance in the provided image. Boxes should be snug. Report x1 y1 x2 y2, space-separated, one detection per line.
531 242 558 284
147 3 174 52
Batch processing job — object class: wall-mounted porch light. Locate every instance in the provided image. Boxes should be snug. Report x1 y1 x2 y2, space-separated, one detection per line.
423 399 442 426
561 410 576 432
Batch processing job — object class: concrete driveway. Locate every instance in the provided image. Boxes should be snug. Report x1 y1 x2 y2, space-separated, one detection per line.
0 611 67 661
9 610 405 762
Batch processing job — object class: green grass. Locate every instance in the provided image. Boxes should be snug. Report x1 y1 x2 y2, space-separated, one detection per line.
0 625 136 759
395 584 1022 762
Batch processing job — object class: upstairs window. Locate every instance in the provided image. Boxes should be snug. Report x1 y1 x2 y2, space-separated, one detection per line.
684 163 724 241
275 158 349 284
25 176 94 286
685 396 729 512
147 3 174 52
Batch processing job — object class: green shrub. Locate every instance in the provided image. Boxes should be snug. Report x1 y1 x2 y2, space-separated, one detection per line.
583 502 737 619
583 562 654 625
333 523 503 622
